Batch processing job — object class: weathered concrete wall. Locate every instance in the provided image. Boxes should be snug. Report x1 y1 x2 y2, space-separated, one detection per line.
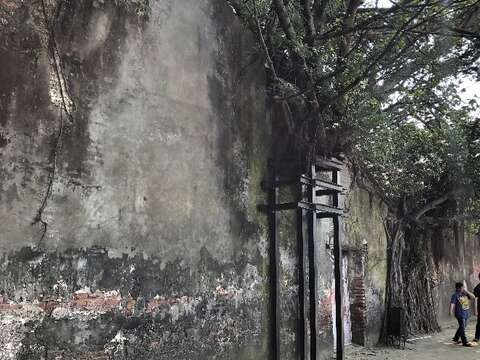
343 176 388 346
0 1 271 359
277 187 300 359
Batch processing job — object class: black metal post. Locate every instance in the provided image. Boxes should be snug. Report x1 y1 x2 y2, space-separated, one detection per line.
297 181 307 359
332 170 344 360
269 165 280 360
307 164 318 360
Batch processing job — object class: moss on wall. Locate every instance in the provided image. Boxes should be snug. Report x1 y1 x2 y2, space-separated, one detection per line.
344 173 389 346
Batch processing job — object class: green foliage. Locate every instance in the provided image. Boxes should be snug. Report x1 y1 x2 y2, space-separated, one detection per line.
230 0 480 222
353 81 479 206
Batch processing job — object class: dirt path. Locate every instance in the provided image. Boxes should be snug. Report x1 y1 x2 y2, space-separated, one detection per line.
345 320 480 360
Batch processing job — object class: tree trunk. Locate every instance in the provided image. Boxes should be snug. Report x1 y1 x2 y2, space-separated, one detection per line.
383 217 441 341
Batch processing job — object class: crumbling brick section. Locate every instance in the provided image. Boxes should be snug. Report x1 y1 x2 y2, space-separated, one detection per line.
346 247 368 346
0 290 136 315
349 275 367 345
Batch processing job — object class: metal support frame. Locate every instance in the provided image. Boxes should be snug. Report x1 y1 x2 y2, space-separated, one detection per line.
332 170 344 360
307 164 318 360
259 201 345 215
268 165 280 360
297 183 307 359
262 157 346 360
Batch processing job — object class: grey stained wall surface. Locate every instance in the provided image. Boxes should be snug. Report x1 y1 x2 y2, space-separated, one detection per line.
0 0 271 359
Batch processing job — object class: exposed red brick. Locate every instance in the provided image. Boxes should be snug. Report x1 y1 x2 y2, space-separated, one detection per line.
0 303 22 312
0 293 176 317
48 350 107 360
318 289 334 331
146 296 194 313
349 276 367 346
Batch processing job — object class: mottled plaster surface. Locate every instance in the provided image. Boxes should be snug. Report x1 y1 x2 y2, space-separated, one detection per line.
0 0 270 359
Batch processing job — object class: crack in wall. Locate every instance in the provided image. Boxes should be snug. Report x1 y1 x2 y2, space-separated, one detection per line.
31 0 75 247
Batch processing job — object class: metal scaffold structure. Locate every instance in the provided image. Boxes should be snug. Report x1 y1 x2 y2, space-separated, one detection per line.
260 157 347 360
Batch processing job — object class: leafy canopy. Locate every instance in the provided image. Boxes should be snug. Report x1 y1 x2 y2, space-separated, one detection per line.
228 0 480 220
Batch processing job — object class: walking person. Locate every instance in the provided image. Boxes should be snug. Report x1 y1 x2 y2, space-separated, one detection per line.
450 281 475 347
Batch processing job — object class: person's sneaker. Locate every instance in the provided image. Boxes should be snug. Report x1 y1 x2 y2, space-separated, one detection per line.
453 339 461 344
463 343 473 347
473 339 479 342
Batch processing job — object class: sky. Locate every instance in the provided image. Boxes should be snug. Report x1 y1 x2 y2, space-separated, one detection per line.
362 0 480 117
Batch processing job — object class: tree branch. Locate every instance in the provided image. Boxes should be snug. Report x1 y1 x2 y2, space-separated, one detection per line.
252 0 279 79
313 0 329 34
273 0 299 44
301 0 316 45
412 190 459 221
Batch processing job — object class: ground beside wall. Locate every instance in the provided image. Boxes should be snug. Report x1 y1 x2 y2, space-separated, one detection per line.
0 1 271 359
346 320 480 360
